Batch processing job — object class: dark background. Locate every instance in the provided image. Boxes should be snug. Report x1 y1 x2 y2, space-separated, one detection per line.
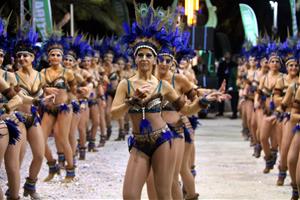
0 0 296 55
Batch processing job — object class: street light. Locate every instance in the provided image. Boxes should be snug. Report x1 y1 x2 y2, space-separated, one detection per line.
185 0 200 26
269 1 278 35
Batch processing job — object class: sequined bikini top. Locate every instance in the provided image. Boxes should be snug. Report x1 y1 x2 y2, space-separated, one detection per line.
127 79 162 114
44 68 69 90
15 71 44 98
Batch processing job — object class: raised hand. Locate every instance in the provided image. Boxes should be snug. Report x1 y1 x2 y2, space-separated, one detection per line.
78 87 89 95
44 87 60 95
135 84 152 99
218 79 226 93
43 94 56 104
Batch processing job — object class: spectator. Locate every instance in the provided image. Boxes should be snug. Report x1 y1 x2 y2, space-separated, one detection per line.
216 51 236 116
227 55 239 119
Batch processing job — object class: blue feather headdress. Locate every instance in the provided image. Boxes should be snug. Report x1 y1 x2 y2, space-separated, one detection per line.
248 36 268 61
80 40 93 60
114 40 129 63
42 32 65 56
100 36 118 58
15 27 39 55
121 0 170 56
174 30 195 63
0 18 8 54
61 36 76 60
63 34 92 60
93 38 103 57
157 3 180 60
278 38 295 59
266 40 280 62
158 14 179 60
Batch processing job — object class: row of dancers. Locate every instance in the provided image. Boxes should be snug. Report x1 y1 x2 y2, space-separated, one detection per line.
0 1 230 200
238 36 300 200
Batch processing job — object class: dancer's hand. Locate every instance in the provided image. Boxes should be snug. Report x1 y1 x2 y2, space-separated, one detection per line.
101 100 106 108
44 87 60 95
218 79 226 93
205 92 219 102
43 94 55 104
266 115 277 124
254 101 260 109
217 93 231 102
135 85 152 99
125 96 143 107
78 87 89 95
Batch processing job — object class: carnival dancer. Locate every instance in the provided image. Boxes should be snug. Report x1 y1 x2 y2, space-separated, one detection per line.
0 73 24 200
13 27 55 199
61 35 91 165
41 34 77 182
122 57 135 135
1 25 53 199
101 37 126 141
286 40 300 200
114 40 131 140
152 37 201 199
252 40 269 158
242 53 258 147
81 41 100 152
289 77 300 199
101 37 116 140
257 41 282 173
92 46 106 146
111 1 220 199
272 40 298 187
0 19 25 200
237 54 249 139
93 40 107 147
273 56 298 188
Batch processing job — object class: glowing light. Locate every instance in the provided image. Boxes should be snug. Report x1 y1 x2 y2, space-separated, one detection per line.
194 0 199 11
185 0 199 26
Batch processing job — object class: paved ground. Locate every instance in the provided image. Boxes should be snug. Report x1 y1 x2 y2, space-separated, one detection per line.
0 115 291 199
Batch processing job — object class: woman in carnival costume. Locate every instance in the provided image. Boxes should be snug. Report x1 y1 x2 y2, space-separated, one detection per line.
287 39 300 200
176 28 228 199
252 37 269 158
13 27 55 199
79 39 101 152
147 26 202 199
61 35 91 165
0 18 25 200
238 41 252 140
0 19 49 200
122 56 135 135
256 41 282 174
101 36 127 141
272 38 298 187
243 39 268 155
242 45 259 147
100 37 116 140
114 39 133 139
41 33 77 182
111 1 220 199
93 39 107 147
64 35 93 161
117 48 135 137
